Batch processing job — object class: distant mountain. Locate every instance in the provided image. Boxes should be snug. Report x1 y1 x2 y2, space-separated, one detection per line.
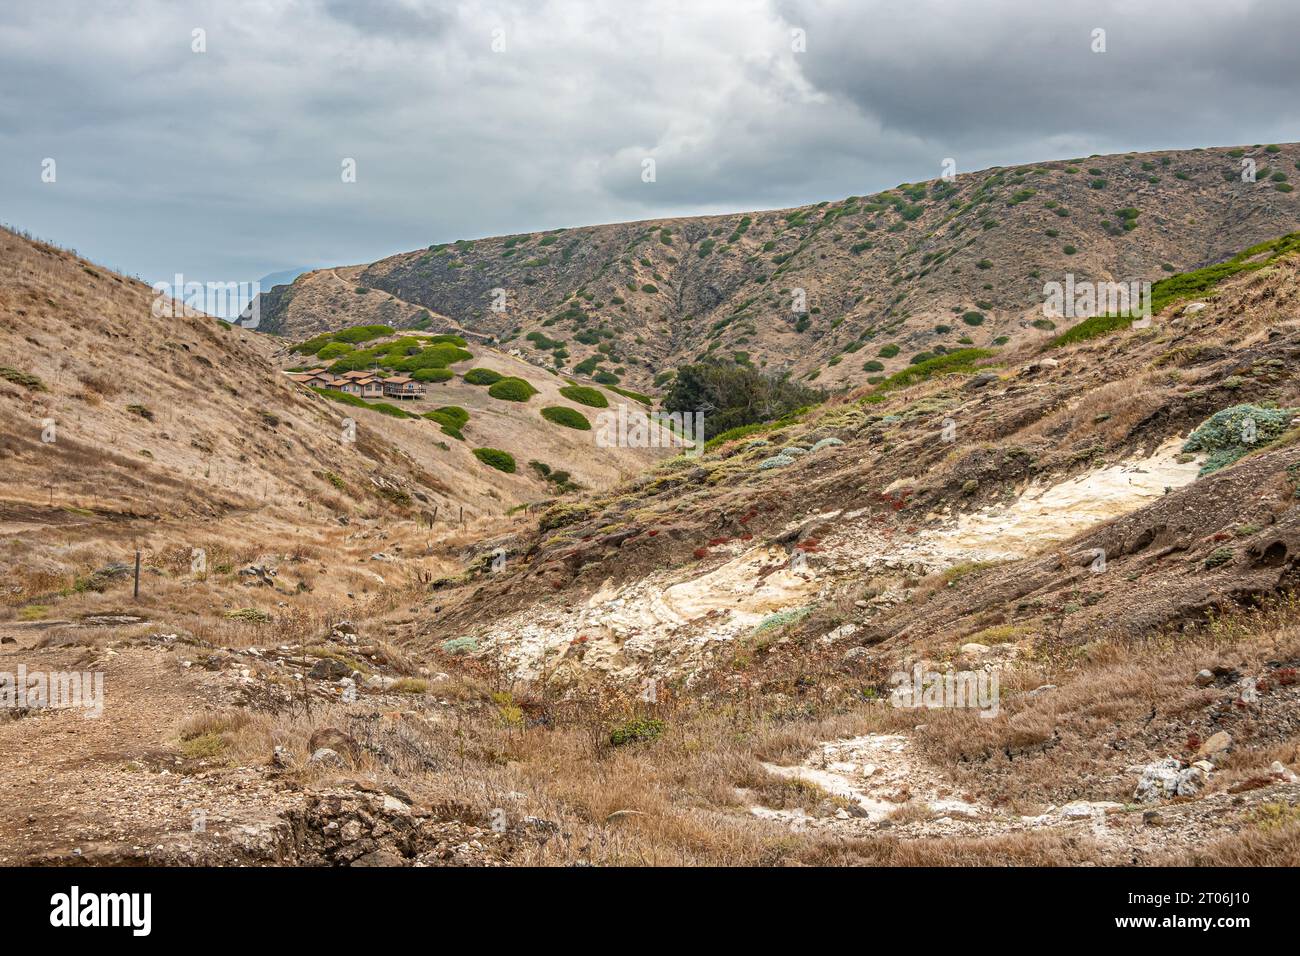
257 267 313 291
252 143 1300 396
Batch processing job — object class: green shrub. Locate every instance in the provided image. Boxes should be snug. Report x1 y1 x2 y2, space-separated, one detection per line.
333 324 393 344
1182 404 1296 475
664 362 822 441
878 343 900 358
961 311 985 326
1050 315 1134 347
605 384 650 405
593 371 621 386
862 359 884 372
463 367 504 385
1147 232 1300 314
609 717 664 747
473 447 517 472
311 388 418 419
876 349 996 391
316 342 354 360
541 405 591 430
424 406 470 439
441 636 478 655
559 384 609 408
1204 547 1235 569
0 366 46 391
487 377 538 402
411 367 454 382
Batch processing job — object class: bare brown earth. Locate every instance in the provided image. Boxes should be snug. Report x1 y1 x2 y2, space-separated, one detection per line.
256 142 1300 394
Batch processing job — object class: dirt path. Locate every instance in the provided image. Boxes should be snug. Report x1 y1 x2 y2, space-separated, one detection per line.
0 629 295 864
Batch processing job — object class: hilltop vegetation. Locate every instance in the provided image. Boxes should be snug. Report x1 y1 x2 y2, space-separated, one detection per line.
256 143 1300 397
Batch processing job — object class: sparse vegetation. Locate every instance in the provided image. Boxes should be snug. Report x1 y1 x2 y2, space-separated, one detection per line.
473 447 517 472
540 405 591 430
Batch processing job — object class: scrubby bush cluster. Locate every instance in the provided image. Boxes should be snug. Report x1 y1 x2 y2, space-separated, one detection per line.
473 447 517 472
1183 404 1296 475
663 360 823 440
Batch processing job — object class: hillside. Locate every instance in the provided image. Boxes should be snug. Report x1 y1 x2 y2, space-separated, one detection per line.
255 143 1300 395
0 225 665 635
3 201 1300 868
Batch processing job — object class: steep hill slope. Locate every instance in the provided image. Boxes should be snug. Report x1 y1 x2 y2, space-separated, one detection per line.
256 143 1300 394
0 225 665 628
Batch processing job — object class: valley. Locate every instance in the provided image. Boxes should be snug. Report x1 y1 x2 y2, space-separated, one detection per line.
3 142 1300 868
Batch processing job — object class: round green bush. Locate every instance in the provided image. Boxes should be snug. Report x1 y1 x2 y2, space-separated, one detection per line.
961 311 985 326
862 360 884 372
559 384 609 408
473 447 517 473
878 343 900 358
541 406 591 430
411 367 454 382
425 405 469 429
316 342 354 360
488 377 539 402
463 368 504 385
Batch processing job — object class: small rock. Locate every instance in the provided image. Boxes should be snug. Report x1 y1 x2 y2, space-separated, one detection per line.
1027 684 1056 698
1134 757 1183 803
271 745 294 769
309 727 359 761
308 657 351 681
1194 669 1214 687
1176 766 1207 797
960 643 991 656
1194 731 1232 760
1270 761 1299 783
842 646 872 667
309 747 344 767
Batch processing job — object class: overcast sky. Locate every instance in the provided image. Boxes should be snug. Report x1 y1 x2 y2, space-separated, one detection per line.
2 0 1297 294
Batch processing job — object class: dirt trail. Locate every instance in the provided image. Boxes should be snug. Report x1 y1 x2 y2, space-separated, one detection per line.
745 731 1300 862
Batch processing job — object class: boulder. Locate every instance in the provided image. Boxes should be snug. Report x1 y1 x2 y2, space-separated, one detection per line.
308 657 351 680
308 727 359 762
309 747 344 767
1134 758 1183 803
1176 766 1207 797
1194 731 1232 760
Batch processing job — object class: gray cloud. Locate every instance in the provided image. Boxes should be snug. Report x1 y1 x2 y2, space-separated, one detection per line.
0 0 1294 295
